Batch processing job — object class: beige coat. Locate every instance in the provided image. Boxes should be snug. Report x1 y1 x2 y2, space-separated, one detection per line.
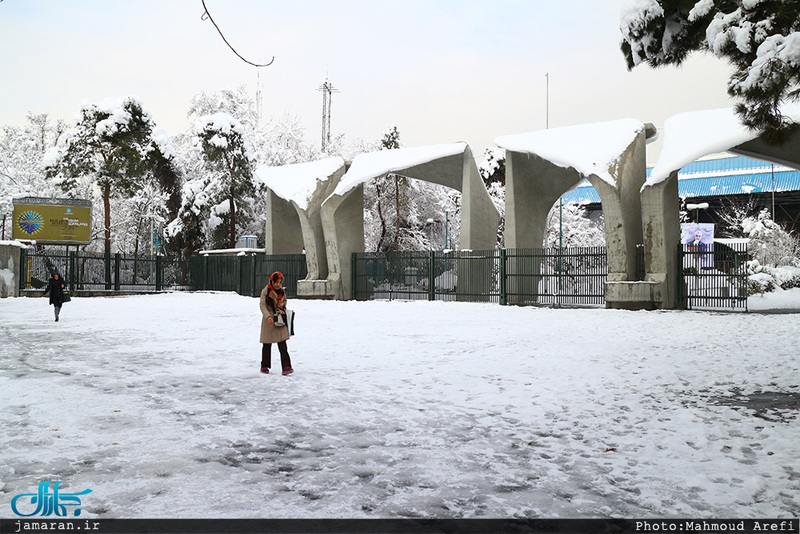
260 285 290 344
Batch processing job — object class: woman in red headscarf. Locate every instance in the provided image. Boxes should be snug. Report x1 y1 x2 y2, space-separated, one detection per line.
259 271 293 375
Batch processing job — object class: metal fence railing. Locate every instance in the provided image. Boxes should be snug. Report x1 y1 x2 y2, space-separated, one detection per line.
353 247 613 306
504 247 608 306
20 247 199 293
188 254 307 298
677 241 749 311
352 250 502 303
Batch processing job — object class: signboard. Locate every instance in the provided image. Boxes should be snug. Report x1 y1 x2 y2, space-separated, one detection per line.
12 197 92 244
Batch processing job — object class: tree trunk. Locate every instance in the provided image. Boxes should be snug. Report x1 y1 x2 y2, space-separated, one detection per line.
103 182 112 290
375 180 388 252
229 187 236 249
103 183 111 257
394 175 400 251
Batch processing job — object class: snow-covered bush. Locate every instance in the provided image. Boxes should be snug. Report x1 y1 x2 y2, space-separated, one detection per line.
741 209 799 267
747 258 800 295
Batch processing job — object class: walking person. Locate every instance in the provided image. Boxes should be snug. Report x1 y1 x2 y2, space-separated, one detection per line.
259 271 293 375
43 272 66 322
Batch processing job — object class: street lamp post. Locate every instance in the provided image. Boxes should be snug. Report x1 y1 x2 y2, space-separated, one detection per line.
686 202 709 223
444 210 451 251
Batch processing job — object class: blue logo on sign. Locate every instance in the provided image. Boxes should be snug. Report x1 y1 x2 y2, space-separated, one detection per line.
11 481 92 517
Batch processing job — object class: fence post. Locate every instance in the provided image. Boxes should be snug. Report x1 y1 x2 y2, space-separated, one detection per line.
204 255 210 291
499 248 507 305
114 253 121 291
237 255 243 296
251 254 258 297
156 256 163 291
69 251 76 292
18 247 27 291
428 251 435 301
351 252 356 300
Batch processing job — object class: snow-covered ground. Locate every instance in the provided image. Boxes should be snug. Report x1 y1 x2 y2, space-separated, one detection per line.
1 291 798 519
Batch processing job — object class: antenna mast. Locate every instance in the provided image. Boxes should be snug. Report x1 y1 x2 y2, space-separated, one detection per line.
318 78 339 151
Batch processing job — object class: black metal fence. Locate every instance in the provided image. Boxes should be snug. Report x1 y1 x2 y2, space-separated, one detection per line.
189 254 308 298
677 241 749 310
353 247 615 306
20 247 191 291
19 248 306 297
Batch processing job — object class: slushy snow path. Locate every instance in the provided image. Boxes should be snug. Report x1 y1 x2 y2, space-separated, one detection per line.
1 293 798 518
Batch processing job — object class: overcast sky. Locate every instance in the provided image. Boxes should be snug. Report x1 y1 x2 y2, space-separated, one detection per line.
0 0 737 164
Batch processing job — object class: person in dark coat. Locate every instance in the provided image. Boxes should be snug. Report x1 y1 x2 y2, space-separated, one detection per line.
259 271 293 375
43 272 66 322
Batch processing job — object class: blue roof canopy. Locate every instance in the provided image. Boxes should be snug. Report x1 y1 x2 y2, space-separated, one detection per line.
560 156 800 206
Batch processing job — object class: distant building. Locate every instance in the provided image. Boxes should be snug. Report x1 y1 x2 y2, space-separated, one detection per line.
562 154 800 233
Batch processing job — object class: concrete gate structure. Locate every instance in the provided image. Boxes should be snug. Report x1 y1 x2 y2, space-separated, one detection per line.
635 106 800 309
258 143 501 300
496 119 657 307
258 156 347 291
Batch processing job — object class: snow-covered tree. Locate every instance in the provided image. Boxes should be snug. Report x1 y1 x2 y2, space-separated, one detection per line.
43 96 175 256
194 113 258 249
0 113 66 200
544 202 606 248
620 0 800 136
479 147 506 187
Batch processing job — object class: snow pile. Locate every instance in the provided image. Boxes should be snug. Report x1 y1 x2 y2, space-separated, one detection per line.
0 240 30 249
1 294 798 519
495 119 644 187
646 104 800 187
331 143 467 198
256 157 345 210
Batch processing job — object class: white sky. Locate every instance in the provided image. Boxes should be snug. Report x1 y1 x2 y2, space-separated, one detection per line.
0 0 736 164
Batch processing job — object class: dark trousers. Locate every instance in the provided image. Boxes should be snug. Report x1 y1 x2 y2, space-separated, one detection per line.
262 342 291 370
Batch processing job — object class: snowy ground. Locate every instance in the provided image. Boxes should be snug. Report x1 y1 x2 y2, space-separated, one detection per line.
1 291 799 519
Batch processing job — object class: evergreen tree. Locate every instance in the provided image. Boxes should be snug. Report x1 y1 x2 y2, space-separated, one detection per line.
620 0 800 138
194 113 256 249
43 96 170 256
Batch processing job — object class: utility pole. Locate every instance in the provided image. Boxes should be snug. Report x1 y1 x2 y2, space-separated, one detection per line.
318 78 339 152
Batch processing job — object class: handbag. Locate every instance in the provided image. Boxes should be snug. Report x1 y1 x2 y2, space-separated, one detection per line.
62 291 71 303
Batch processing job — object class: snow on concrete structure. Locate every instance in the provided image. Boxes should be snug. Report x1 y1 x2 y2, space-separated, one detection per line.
256 157 347 296
0 240 28 298
496 119 656 307
641 105 800 309
321 143 501 300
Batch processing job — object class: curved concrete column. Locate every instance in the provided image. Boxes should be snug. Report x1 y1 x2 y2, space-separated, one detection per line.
497 120 650 305
642 105 800 309
256 157 346 291
320 143 501 300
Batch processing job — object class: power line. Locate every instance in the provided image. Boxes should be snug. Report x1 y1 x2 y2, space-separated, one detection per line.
201 0 274 67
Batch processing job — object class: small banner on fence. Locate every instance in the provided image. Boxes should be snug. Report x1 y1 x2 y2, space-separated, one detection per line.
681 223 714 268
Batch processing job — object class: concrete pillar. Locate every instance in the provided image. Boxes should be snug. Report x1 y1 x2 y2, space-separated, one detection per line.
264 189 304 255
638 172 682 309
503 151 583 304
0 243 23 298
320 184 365 300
